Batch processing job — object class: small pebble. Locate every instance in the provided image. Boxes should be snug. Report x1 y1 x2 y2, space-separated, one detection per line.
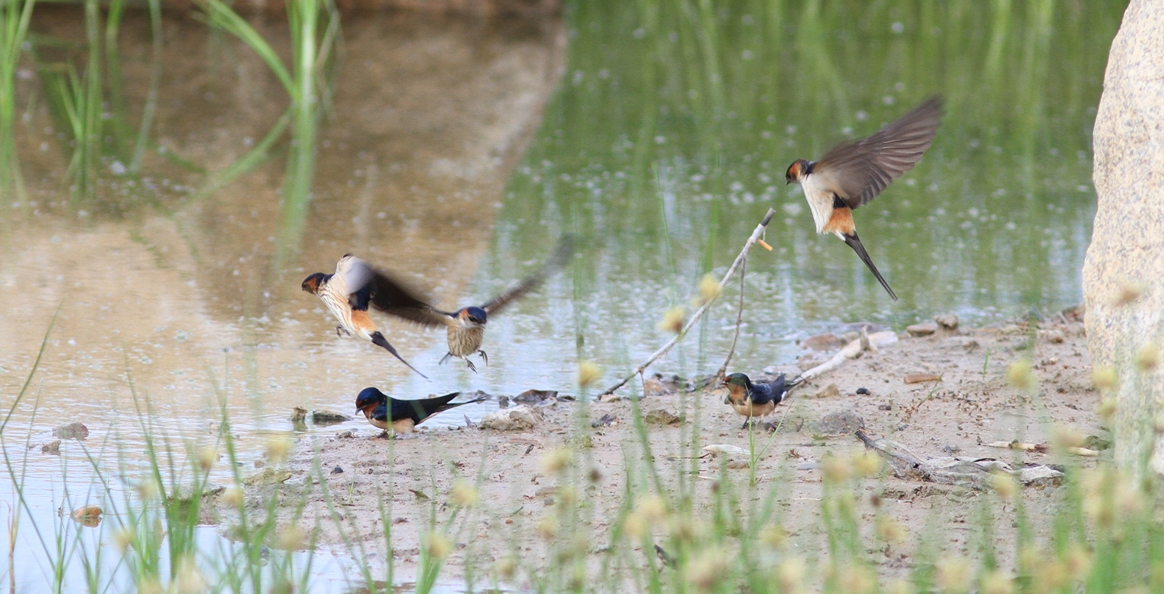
906 322 938 337
856 387 870 395
332 466 343 474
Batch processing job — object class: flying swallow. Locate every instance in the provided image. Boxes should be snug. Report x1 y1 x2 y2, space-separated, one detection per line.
369 236 576 372
722 372 801 429
354 387 487 434
302 255 430 378
785 96 943 300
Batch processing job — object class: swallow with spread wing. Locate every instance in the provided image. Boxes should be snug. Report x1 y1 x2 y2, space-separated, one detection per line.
785 96 943 300
369 236 576 372
722 372 801 429
301 255 430 378
354 387 486 434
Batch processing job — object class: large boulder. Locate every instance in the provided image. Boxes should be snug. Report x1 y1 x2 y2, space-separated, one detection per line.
1083 0 1164 473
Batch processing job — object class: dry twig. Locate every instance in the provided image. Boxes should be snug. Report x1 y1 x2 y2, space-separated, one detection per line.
600 209 776 397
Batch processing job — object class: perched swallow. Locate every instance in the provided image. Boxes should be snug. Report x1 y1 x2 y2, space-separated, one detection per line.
785 96 943 300
354 387 487 434
302 255 430 378
372 236 576 372
722 372 801 429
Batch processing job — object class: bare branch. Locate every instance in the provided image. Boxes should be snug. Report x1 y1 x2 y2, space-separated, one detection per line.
600 209 776 397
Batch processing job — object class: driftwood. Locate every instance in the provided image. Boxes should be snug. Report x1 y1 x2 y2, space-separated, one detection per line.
856 430 1063 489
601 209 776 397
795 330 899 385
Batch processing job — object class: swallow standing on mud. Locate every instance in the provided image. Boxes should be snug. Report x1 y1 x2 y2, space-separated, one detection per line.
302 255 430 378
785 96 943 301
374 236 576 372
354 387 487 434
722 372 801 429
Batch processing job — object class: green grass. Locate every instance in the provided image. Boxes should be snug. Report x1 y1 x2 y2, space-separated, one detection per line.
0 0 36 196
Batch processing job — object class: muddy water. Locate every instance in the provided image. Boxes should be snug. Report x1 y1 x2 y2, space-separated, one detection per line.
0 1 1120 591
1 8 564 591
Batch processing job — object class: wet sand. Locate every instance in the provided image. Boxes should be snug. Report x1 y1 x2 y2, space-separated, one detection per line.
238 310 1100 585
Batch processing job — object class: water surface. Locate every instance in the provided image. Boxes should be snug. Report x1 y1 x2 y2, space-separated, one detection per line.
0 1 1121 591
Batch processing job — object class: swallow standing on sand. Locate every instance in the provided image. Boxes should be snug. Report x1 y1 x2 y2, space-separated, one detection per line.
375 236 576 372
354 387 487 434
302 255 430 378
722 372 801 429
785 96 943 300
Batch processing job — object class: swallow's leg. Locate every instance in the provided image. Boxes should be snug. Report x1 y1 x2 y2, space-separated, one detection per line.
439 352 452 366
741 418 751 430
465 358 478 373
336 326 352 337
375 430 392 439
478 350 489 366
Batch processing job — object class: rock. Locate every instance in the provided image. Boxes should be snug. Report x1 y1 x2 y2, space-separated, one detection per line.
244 468 292 486
290 407 307 423
933 314 959 330
905 323 938 337
332 466 344 474
856 387 870 395
1083 0 1164 473
311 410 350 426
591 413 617 428
479 405 541 431
814 410 865 435
903 373 942 384
53 423 89 440
41 440 61 455
1045 330 1066 344
811 384 840 399
497 395 510 408
802 333 845 351
71 506 103 528
642 378 671 397
514 389 557 404
644 409 683 426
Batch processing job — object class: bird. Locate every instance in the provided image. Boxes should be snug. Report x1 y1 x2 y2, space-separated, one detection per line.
369 236 576 372
722 372 801 429
354 387 487 434
301 255 430 378
785 96 943 301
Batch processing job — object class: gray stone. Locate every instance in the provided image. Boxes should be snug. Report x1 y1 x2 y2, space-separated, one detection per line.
933 314 959 330
906 322 938 337
1083 0 1164 475
479 405 541 431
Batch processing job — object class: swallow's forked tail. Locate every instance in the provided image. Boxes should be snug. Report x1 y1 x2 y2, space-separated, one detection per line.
370 331 429 379
842 232 898 301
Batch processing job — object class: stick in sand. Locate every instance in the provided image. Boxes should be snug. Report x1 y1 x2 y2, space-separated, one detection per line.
600 208 777 397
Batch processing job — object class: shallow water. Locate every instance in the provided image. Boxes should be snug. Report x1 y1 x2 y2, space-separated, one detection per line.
0 1 1121 591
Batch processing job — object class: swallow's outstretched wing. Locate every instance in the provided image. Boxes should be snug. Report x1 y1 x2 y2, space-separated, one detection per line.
814 96 943 209
342 257 453 326
481 235 576 315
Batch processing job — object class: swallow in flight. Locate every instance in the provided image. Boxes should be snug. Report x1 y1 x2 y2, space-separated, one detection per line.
302 255 430 378
354 387 486 434
722 372 801 429
785 96 943 300
374 236 576 372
